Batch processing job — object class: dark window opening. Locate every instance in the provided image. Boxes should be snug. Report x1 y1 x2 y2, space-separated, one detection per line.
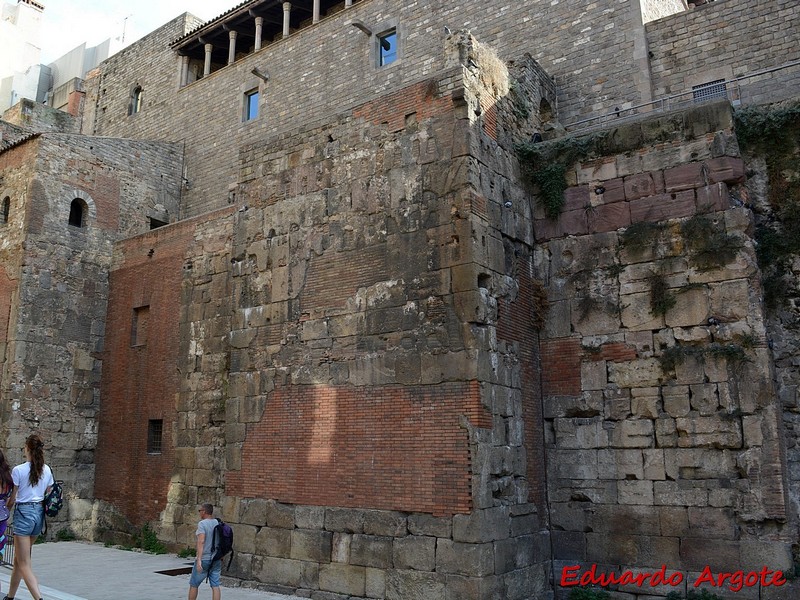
147 419 163 454
378 30 397 66
244 89 259 121
131 305 149 346
692 79 727 102
129 86 143 115
68 198 86 227
150 217 168 230
2 197 9 224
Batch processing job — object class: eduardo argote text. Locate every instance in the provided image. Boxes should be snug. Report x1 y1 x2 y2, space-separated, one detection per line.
561 564 787 593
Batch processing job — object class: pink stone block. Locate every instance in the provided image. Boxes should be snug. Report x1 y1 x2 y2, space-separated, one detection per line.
706 157 746 185
534 218 563 241
629 191 696 223
696 182 731 213
624 173 657 201
664 163 705 192
598 178 626 204
589 202 631 233
563 185 591 212
560 208 589 236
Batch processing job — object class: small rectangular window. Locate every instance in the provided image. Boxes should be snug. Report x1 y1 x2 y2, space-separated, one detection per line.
131 305 149 346
378 30 397 66
147 419 163 454
244 89 259 121
692 79 727 103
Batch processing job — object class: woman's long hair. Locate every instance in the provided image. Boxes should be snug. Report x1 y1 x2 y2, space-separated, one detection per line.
0 449 11 493
25 434 45 486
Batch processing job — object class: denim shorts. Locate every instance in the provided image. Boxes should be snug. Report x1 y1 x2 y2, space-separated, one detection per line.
189 559 221 588
13 502 44 536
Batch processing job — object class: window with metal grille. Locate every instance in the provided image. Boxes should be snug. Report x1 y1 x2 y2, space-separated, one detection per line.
692 79 727 102
147 419 163 454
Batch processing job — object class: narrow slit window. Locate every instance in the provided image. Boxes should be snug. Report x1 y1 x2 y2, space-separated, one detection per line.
2 197 9 224
378 29 397 66
129 86 143 115
244 89 259 121
147 419 163 454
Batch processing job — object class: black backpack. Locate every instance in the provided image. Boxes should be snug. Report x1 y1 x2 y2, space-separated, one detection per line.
210 518 234 569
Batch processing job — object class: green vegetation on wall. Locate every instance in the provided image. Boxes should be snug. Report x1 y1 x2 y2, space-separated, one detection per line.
735 103 800 309
516 134 603 219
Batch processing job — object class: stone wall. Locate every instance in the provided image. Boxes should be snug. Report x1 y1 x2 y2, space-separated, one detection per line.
640 0 687 24
83 33 556 599
646 0 800 101
82 0 662 218
0 133 183 535
527 101 797 598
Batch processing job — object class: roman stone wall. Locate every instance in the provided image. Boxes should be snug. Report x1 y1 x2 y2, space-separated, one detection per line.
0 138 36 437
0 133 183 535
94 208 233 530
1 98 79 133
734 105 800 560
646 0 800 101
528 101 797 598
90 34 556 599
82 0 659 219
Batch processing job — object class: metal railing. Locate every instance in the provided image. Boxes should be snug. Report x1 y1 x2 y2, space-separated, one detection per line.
565 59 800 133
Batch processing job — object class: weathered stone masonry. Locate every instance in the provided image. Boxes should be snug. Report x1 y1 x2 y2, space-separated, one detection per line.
2 1 800 599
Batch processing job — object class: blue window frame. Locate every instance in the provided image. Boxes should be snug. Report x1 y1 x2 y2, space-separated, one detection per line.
379 30 397 66
245 89 259 121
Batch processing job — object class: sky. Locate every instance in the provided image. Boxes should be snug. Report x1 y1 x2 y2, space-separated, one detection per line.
37 0 242 64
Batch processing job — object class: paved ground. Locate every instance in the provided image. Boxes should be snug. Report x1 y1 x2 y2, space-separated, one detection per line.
0 541 305 600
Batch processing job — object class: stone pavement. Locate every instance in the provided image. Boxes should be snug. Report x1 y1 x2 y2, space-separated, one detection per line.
0 541 305 600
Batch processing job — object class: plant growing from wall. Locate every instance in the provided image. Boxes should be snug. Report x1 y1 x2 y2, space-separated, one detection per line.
735 103 800 309
659 342 748 373
620 221 667 257
649 271 676 316
681 215 741 270
516 132 605 220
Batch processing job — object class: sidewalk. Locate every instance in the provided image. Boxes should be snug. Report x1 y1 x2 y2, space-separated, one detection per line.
0 541 306 600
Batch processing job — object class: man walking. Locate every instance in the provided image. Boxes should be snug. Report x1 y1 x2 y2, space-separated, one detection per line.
188 503 222 600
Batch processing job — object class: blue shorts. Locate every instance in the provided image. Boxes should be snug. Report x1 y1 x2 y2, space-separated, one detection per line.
13 502 44 536
189 559 221 588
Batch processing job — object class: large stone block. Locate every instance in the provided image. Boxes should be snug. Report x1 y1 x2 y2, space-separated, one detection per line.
386 569 447 600
350 534 393 569
290 529 333 563
436 539 495 576
608 358 663 388
394 535 436 571
319 563 367 597
452 506 510 543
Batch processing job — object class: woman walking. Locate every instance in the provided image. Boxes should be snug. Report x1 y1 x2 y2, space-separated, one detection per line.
3 434 53 600
0 450 13 598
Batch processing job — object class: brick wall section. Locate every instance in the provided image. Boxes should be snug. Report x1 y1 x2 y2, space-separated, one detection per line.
647 0 800 99
540 338 583 397
94 223 194 525
226 381 487 516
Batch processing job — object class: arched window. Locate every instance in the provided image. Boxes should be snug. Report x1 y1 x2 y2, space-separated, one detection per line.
129 86 143 115
2 196 9 224
69 198 87 227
